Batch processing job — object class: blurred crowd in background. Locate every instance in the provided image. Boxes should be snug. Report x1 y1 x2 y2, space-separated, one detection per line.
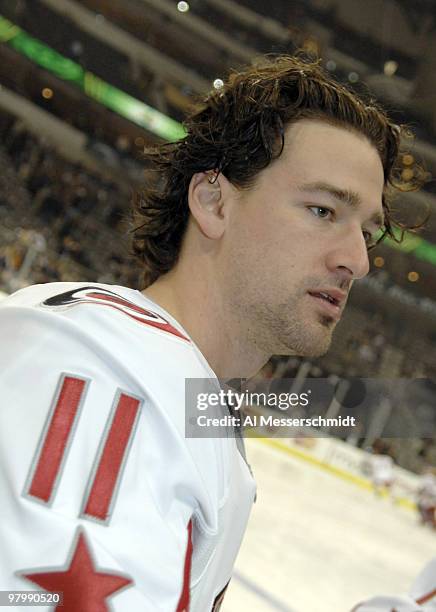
0 112 140 291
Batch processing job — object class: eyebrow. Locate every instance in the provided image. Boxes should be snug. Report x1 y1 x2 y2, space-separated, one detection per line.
297 181 385 228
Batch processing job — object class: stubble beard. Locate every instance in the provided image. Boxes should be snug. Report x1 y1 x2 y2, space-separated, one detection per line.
248 295 337 357
278 311 335 356
224 262 340 358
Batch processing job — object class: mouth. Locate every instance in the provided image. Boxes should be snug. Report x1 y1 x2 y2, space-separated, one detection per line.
307 290 344 320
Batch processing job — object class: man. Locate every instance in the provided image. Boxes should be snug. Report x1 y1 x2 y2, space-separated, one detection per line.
0 55 433 611
417 466 436 527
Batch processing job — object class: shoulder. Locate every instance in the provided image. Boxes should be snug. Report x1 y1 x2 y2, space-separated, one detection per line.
1 281 190 342
0 282 200 369
0 281 220 443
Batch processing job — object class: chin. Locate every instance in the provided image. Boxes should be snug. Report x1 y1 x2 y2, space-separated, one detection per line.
303 340 332 358
279 325 334 357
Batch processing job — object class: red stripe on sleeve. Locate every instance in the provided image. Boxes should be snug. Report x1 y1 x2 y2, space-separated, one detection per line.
83 393 140 521
176 520 193 612
417 588 436 605
28 376 86 503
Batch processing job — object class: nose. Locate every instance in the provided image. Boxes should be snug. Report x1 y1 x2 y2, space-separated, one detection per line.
326 225 370 281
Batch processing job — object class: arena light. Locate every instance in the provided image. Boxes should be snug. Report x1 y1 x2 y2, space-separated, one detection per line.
177 1 190 12
384 60 398 76
402 154 414 166
0 15 186 142
401 168 414 181
407 271 419 282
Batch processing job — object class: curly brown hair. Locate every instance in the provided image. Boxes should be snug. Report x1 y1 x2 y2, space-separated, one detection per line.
130 53 425 288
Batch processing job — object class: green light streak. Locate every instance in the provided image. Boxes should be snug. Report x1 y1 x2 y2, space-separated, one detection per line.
382 227 436 268
0 15 185 141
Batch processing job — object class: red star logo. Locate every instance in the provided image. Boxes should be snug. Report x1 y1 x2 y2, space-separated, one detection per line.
19 529 133 612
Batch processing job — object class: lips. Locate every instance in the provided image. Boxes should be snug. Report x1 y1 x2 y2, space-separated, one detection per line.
309 291 339 306
308 288 346 305
308 289 346 319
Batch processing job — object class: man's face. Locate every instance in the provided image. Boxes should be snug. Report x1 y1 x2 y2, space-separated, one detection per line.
220 119 385 357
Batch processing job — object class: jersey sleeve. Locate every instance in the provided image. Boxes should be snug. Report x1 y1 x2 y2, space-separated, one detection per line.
0 305 205 611
351 557 436 611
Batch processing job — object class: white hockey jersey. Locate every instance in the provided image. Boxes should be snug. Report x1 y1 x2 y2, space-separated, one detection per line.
351 557 436 611
0 282 256 612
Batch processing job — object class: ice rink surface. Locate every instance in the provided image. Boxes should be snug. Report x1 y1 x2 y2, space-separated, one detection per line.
223 439 435 612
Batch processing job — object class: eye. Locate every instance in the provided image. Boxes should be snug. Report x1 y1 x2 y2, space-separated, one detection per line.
308 206 334 219
363 230 377 248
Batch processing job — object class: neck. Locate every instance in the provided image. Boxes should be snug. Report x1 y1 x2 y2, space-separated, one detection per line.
142 264 269 380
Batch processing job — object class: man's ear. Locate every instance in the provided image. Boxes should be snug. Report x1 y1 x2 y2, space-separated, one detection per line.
188 171 233 240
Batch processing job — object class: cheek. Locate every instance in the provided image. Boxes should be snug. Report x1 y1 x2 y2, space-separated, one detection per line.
226 200 322 276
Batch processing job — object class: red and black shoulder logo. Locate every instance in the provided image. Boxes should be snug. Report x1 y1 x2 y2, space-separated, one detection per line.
42 286 190 342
